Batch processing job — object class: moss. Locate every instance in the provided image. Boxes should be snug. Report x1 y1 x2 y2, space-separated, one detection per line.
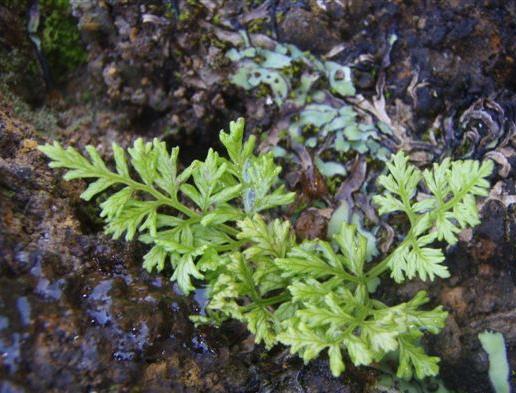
211 14 222 26
255 84 272 99
0 46 46 105
0 1 83 94
178 1 203 24
178 10 192 23
0 82 59 134
40 0 87 81
248 17 267 33
2 0 30 11
0 48 40 87
281 61 303 79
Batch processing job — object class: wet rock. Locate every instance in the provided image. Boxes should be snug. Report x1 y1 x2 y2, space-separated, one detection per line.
1 0 514 391
278 7 339 54
69 0 241 139
413 85 444 118
0 109 200 390
300 359 353 392
44 0 516 163
430 199 516 393
348 0 516 137
385 191 515 392
440 286 467 317
0 109 362 391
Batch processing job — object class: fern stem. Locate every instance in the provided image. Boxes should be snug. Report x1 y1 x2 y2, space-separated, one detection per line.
219 223 239 237
334 268 363 284
215 239 246 252
364 246 398 281
110 173 198 218
257 293 291 307
107 173 240 237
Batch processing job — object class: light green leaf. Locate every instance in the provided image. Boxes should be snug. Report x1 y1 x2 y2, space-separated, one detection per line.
128 138 157 185
242 306 277 349
325 61 356 96
333 223 367 275
328 345 345 377
277 322 329 363
112 142 129 177
80 178 115 201
143 245 168 272
344 335 374 366
99 187 133 220
397 332 440 380
478 331 510 393
171 253 204 294
201 205 244 226
315 158 347 177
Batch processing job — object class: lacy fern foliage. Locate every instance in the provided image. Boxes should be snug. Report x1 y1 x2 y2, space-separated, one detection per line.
372 153 493 282
40 119 492 381
40 118 294 293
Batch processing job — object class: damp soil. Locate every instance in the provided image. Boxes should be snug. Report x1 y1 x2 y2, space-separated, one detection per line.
0 1 515 392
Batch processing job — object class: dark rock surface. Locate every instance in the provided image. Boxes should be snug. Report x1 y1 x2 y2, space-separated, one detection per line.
392 197 516 393
6 0 514 150
438 199 515 392
0 0 515 392
0 108 361 392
